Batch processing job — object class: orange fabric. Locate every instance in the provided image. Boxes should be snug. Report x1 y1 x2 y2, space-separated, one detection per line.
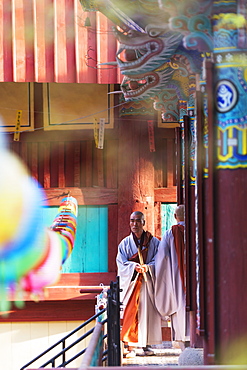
121 274 143 343
172 224 186 292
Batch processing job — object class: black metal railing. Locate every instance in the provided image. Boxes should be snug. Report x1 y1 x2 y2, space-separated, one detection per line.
107 278 121 366
20 278 121 369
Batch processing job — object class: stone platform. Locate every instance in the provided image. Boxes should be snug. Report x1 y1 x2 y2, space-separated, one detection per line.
122 342 204 367
122 342 181 367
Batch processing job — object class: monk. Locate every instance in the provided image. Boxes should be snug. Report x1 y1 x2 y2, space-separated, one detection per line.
155 204 190 348
116 211 162 358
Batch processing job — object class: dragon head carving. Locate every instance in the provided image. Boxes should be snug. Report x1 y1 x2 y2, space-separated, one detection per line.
121 65 175 101
114 26 184 75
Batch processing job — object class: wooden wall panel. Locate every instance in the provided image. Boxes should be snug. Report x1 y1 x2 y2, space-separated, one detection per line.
85 141 93 187
167 139 175 187
10 132 176 205
139 120 155 234
153 133 177 203
43 142 51 188
154 138 164 188
31 142 38 181
154 136 176 189
162 138 168 187
50 142 59 187
105 139 118 189
154 201 162 240
93 146 104 187
20 142 28 166
74 141 81 187
10 139 119 198
80 140 87 187
65 141 75 187
58 142 65 187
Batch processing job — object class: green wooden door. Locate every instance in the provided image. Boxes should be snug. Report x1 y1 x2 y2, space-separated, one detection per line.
42 205 108 273
161 203 177 236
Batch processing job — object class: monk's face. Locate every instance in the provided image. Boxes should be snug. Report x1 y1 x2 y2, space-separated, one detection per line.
130 213 145 238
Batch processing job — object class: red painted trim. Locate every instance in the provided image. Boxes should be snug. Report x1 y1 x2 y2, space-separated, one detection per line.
24 0 35 81
0 1 120 83
108 205 118 272
44 187 118 206
0 300 95 322
96 13 118 83
154 188 177 202
44 0 55 82
75 7 97 83
0 273 116 321
0 1 13 81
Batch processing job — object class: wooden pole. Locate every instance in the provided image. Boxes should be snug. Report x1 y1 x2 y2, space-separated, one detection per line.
79 321 103 369
137 247 147 282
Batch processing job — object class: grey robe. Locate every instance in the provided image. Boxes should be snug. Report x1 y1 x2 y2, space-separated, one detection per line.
155 221 189 342
116 232 162 347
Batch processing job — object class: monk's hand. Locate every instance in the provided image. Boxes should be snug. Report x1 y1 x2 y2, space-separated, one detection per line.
142 264 148 273
135 264 144 273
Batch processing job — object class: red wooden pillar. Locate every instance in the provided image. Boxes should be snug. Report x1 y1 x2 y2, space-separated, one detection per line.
184 113 204 349
203 60 216 364
184 116 197 347
117 117 155 243
210 8 247 361
195 91 206 348
175 126 183 205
